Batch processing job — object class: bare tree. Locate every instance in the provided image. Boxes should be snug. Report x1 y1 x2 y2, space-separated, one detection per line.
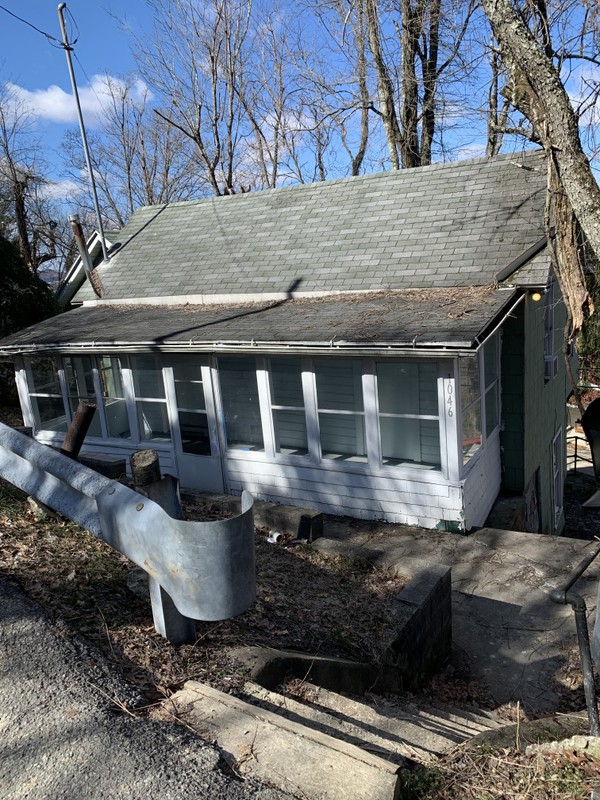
480 0 600 340
132 0 256 196
63 74 204 228
0 87 70 278
363 0 476 169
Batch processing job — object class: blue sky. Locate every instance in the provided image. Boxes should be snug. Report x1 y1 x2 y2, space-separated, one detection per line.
1 1 149 181
1 0 598 193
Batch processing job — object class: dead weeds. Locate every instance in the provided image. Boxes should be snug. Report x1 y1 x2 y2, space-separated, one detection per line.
399 742 600 800
0 477 406 703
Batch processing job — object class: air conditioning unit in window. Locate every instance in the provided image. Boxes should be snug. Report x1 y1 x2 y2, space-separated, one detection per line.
544 354 558 381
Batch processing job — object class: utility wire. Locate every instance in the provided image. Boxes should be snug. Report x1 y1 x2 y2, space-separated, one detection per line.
65 6 79 46
0 6 66 47
73 52 106 111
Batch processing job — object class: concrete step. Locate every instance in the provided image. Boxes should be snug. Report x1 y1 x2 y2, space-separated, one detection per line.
244 681 502 765
167 680 404 800
167 678 503 798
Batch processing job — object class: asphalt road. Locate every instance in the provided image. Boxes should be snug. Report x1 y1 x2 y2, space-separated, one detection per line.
0 578 292 800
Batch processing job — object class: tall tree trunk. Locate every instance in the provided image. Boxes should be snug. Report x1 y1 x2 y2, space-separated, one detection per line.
481 0 600 333
365 0 402 170
400 0 423 168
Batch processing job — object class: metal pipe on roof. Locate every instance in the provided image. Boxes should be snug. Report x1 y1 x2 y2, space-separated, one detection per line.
68 215 104 298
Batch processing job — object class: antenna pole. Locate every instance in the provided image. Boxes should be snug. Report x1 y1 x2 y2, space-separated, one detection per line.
57 2 108 262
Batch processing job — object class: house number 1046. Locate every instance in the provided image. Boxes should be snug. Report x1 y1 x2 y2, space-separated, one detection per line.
446 383 454 417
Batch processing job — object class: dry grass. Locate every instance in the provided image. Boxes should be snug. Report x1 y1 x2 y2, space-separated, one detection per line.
399 742 600 799
0 475 406 702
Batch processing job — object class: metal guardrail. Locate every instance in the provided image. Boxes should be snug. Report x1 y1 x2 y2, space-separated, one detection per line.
0 423 256 642
549 543 600 736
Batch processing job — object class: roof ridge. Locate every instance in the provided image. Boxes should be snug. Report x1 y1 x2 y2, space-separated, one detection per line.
132 147 546 215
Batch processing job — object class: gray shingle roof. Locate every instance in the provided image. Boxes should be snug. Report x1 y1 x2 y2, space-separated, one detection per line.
74 150 547 304
0 288 517 353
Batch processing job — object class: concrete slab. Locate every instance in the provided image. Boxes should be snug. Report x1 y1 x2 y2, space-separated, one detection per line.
314 521 600 716
244 681 500 764
169 681 402 800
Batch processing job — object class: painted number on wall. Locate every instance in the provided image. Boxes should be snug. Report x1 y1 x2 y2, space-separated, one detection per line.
446 382 454 418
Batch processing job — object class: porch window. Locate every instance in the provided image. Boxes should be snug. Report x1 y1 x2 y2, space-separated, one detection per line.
97 357 130 439
269 357 308 456
314 358 366 462
172 361 211 455
552 429 564 528
218 356 265 451
460 356 482 465
130 355 170 441
25 356 67 433
63 356 102 437
483 337 500 436
376 362 441 468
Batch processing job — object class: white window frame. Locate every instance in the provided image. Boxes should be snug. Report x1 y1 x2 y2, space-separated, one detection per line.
459 331 502 473
128 354 172 444
23 355 70 435
373 359 444 472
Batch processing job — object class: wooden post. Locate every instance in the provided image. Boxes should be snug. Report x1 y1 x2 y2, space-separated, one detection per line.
130 449 196 646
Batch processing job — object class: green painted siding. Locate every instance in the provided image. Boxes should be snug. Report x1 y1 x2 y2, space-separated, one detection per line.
500 306 525 491
500 289 572 534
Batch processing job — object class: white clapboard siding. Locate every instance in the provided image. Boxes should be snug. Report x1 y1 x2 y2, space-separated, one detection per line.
224 455 463 527
462 431 501 528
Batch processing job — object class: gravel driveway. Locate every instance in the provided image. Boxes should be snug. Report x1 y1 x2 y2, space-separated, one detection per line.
0 578 291 800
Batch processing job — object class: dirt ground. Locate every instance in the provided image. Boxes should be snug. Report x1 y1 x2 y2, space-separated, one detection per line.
0 403 598 716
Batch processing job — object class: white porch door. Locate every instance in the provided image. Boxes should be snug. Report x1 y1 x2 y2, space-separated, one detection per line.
165 356 224 492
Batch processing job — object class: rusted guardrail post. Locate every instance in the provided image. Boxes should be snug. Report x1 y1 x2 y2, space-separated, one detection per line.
131 450 196 646
60 402 97 459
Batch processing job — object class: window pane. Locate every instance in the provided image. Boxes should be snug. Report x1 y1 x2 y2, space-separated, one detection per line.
460 357 480 410
218 357 264 451
179 411 211 455
319 412 366 461
64 356 95 397
30 396 67 432
462 403 482 464
315 359 363 412
173 363 206 410
380 418 441 468
136 401 170 441
273 410 308 455
175 379 206 410
27 357 61 394
98 357 125 399
485 386 499 436
377 362 438 416
97 357 130 438
483 338 498 389
131 355 165 399
105 399 130 439
270 357 304 406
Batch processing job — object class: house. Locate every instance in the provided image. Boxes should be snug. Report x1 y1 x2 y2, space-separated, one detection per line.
0 150 573 534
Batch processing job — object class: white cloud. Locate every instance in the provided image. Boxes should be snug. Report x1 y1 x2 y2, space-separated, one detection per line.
41 179 85 201
5 75 151 127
